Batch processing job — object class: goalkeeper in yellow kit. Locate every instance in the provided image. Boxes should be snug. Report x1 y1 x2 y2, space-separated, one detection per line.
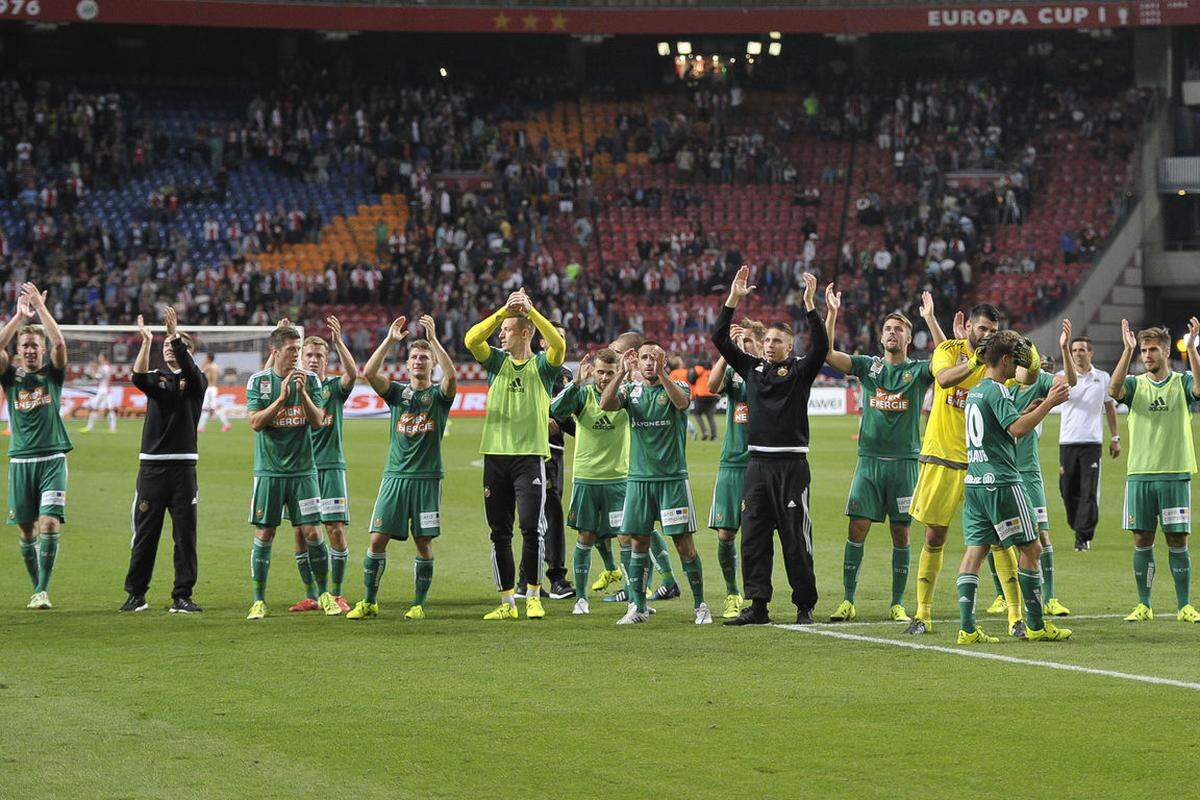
905 303 1041 636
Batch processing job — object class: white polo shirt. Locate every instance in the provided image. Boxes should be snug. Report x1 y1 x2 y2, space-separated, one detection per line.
1057 366 1115 445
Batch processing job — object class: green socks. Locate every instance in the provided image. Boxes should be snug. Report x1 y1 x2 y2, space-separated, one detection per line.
573 543 592 602
35 533 59 593
1018 567 1044 631
251 540 273 601
363 551 386 604
649 531 678 589
619 542 633 584
628 552 649 613
986 551 1004 598
307 540 330 595
295 551 317 600
681 556 704 609
1133 545 1155 607
596 538 617 572
19 538 38 589
329 547 349 596
1168 546 1191 608
717 538 739 595
891 545 910 607
413 557 434 606
842 540 864 603
956 572 979 633
1040 546 1055 599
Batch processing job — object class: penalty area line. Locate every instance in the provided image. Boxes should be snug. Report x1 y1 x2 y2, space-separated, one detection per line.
779 625 1200 692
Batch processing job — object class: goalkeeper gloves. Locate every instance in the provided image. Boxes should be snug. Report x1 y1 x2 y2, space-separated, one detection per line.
1013 338 1035 370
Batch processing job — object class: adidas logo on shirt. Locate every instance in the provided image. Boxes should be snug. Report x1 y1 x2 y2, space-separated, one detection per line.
1148 397 1169 412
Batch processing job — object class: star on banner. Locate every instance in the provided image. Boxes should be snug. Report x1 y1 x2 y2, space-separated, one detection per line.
522 14 539 30
551 13 568 30
492 13 510 30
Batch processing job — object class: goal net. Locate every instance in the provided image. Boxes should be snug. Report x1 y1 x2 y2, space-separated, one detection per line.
23 324 300 426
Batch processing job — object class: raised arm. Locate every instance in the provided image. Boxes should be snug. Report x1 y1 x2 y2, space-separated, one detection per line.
1187 316 1200 399
797 273 829 382
523 293 566 367
464 296 516 364
363 317 407 396
421 314 457 398
657 357 691 410
822 283 853 374
1010 378 1071 438
0 294 34 373
327 316 358 392
23 284 65 369
712 265 758 377
1109 319 1136 402
1059 319 1077 387
707 355 730 395
133 314 153 374
166 308 204 394
920 291 949 347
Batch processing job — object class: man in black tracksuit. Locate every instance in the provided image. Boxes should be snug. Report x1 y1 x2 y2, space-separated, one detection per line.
120 308 206 613
712 267 828 625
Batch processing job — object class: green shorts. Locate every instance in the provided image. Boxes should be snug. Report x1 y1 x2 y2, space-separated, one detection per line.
1020 472 1050 533
845 456 918 524
708 465 745 530
1123 478 1191 534
369 476 442 540
7 453 68 525
249 473 321 529
317 468 349 524
962 484 1039 548
621 479 697 537
567 480 626 539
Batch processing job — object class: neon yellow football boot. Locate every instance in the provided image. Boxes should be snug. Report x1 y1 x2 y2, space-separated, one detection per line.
985 595 1007 615
1026 621 1072 641
888 604 911 622
346 600 378 620
483 602 518 620
246 600 268 620
590 569 623 594
1044 598 1071 617
828 600 857 622
405 605 426 620
722 594 742 619
1176 604 1200 623
957 628 1000 645
1124 603 1153 622
318 592 342 616
525 595 546 619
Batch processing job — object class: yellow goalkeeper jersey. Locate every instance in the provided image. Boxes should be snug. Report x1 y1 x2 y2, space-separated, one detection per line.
920 339 984 467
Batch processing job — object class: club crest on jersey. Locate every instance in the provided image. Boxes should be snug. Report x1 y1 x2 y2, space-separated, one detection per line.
777 367 788 377
869 358 883 377
259 379 272 397
402 387 414 401
657 395 668 406
902 371 913 383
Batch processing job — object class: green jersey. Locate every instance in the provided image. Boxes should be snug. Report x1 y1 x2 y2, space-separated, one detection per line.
479 347 559 458
550 382 628 483
965 378 1021 487
311 376 351 469
246 368 322 477
1 364 73 458
382 381 453 479
616 380 688 482
1123 372 1197 481
1010 371 1054 475
849 355 933 459
718 372 749 468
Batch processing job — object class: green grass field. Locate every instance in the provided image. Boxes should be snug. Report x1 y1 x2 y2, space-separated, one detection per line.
2 414 1199 799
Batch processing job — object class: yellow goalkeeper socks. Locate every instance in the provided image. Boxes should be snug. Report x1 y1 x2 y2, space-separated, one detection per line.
915 544 944 622
990 544 1024 627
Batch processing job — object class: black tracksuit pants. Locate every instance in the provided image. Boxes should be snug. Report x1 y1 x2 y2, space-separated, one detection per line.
740 454 817 611
520 452 566 586
125 462 199 600
484 454 546 592
1059 443 1102 545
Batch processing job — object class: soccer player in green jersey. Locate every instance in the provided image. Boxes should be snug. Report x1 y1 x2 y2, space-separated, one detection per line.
600 342 711 625
465 288 566 621
1109 318 1200 623
705 318 764 619
245 325 337 620
348 315 455 620
983 319 1077 619
0 284 70 610
551 348 628 615
957 331 1072 644
280 315 359 614
824 288 948 623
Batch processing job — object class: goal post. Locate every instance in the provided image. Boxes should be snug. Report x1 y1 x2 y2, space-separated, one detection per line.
44 324 301 424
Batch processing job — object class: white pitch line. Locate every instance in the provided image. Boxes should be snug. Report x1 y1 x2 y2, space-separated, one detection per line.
780 625 1200 692
809 613 1124 629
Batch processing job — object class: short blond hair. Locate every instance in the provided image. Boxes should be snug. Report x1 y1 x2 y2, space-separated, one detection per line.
17 325 44 341
740 318 766 341
1138 327 1170 348
303 336 329 351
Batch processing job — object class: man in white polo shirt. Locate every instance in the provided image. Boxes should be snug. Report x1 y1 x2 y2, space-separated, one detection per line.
1058 335 1120 551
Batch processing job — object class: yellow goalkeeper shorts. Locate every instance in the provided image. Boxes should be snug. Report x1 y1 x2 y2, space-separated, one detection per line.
910 460 966 529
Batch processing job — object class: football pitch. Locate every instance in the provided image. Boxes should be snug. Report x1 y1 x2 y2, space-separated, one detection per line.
2 415 1198 799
